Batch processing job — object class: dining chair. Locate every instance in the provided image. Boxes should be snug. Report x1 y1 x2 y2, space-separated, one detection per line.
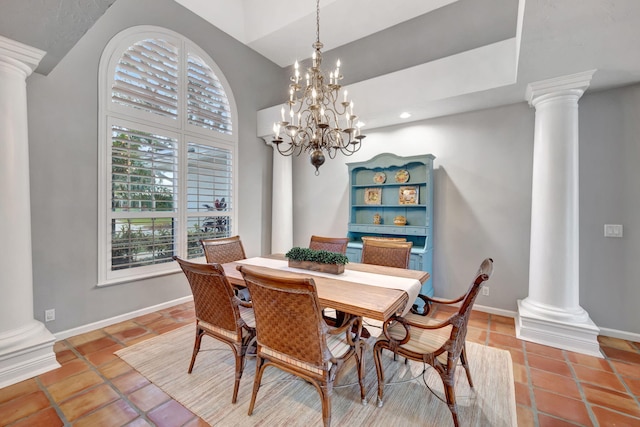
200 235 247 264
237 264 366 427
309 235 350 327
200 235 249 300
173 256 256 404
309 235 349 254
373 258 494 427
361 239 413 269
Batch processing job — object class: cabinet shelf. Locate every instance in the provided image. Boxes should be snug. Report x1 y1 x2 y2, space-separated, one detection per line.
353 204 427 208
352 181 427 188
346 153 435 302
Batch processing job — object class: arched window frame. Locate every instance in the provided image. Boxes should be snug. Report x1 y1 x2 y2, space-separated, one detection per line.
98 26 238 286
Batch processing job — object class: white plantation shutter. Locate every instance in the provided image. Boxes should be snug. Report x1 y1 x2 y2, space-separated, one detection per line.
112 39 179 119
187 53 232 134
99 27 237 285
111 125 178 212
185 143 233 257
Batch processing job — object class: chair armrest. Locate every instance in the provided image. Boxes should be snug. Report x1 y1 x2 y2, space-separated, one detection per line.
411 293 466 316
381 314 455 343
232 296 252 309
325 314 361 346
238 300 252 309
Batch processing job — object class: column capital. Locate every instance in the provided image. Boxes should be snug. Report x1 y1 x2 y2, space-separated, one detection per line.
526 69 597 107
0 36 45 76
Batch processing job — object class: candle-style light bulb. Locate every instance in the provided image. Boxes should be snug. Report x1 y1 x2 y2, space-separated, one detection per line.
281 106 285 122
329 72 334 85
350 101 354 116
306 73 310 86
343 90 348 103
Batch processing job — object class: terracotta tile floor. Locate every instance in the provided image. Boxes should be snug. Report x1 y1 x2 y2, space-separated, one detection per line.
1 302 639 426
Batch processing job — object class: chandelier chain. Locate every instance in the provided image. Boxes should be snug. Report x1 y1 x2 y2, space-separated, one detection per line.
316 0 320 44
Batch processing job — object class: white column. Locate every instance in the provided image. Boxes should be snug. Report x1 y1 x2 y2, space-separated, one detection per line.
516 70 601 357
0 36 59 388
262 138 293 253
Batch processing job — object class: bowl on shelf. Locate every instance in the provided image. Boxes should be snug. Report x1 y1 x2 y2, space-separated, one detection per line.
393 215 407 226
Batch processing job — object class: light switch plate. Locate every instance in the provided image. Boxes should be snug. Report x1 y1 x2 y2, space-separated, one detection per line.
604 224 623 238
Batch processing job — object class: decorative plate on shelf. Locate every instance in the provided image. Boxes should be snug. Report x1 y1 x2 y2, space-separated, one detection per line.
395 169 410 183
364 187 382 205
373 171 386 184
399 186 419 205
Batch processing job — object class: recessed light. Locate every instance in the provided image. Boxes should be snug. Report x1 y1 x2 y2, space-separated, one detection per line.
399 112 411 119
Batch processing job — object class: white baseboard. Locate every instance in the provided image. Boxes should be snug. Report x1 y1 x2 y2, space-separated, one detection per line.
598 327 640 342
54 296 193 341
473 304 517 318
473 305 638 342
52 297 640 345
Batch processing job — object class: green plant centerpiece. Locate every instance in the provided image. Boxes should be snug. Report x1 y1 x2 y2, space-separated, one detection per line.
285 247 349 275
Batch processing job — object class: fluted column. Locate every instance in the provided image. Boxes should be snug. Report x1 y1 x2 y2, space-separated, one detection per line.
0 36 59 388
516 70 601 357
262 138 293 253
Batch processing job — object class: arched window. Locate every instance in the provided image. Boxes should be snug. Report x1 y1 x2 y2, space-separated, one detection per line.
98 26 238 285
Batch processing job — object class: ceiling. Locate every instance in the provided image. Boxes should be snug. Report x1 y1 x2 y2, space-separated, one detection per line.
2 0 640 130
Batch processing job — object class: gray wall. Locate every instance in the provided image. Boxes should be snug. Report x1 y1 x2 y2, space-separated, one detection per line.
579 84 640 333
292 87 640 335
26 0 283 333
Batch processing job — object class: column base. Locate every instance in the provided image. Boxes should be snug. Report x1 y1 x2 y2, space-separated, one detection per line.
516 299 602 358
0 320 60 388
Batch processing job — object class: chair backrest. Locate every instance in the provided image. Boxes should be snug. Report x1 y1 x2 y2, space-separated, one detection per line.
237 265 328 369
448 258 494 356
309 235 349 254
174 256 243 334
361 239 413 269
200 235 246 264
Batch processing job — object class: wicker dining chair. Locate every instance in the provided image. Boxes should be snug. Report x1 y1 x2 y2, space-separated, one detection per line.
173 256 256 404
361 239 413 269
200 235 249 299
200 235 247 264
237 265 366 427
309 235 349 254
373 258 494 427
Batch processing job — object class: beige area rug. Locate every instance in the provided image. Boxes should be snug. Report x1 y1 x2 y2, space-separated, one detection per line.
116 325 516 426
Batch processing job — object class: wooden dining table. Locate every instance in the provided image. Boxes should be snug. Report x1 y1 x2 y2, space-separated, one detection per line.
221 254 430 322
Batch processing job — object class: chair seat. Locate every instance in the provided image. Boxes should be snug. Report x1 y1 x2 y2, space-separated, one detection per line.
382 316 452 364
239 305 256 328
199 306 255 341
261 332 351 376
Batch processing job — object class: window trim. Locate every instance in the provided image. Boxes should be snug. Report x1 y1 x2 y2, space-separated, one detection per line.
98 26 238 286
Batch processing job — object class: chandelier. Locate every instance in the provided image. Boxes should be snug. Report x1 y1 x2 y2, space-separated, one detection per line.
272 0 365 175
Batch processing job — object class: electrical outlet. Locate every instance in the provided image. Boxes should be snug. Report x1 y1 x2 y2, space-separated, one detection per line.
45 309 55 322
604 224 623 237
482 287 490 296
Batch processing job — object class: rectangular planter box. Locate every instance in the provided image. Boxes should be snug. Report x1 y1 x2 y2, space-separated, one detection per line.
288 259 345 275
